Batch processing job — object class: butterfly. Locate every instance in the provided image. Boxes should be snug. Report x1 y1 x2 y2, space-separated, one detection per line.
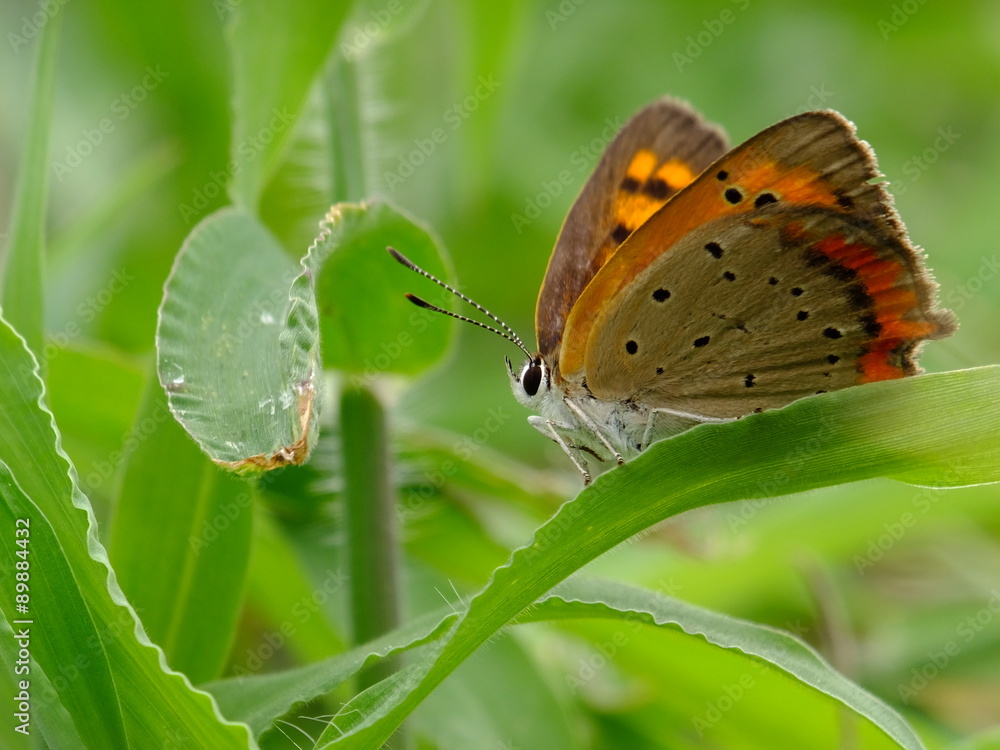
391 98 956 483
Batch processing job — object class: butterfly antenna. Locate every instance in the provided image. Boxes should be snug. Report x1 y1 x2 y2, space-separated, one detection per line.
387 247 533 359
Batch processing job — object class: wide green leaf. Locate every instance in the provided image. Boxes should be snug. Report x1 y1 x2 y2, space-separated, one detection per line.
0 316 253 748
157 207 320 471
108 375 254 684
305 200 454 376
316 366 1000 747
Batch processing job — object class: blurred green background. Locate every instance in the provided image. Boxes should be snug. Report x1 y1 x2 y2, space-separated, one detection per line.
2 0 999 747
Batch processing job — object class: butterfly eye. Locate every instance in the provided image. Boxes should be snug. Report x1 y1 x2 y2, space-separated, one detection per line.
521 360 543 397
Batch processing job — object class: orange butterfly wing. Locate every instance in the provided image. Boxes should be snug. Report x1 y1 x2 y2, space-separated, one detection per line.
535 99 728 367
559 110 954 384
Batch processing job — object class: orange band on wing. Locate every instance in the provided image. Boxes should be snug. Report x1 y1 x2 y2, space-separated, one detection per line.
625 150 658 182
811 233 942 384
613 154 697 248
656 159 695 191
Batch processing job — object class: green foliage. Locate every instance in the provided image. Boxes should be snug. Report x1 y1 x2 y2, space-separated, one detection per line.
157 207 320 469
0 319 251 748
312 202 453 375
108 377 254 684
2 1 1000 749
1 8 59 358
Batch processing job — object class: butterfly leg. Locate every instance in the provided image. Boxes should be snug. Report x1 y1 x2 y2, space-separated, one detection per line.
563 399 625 465
640 407 738 451
527 415 593 484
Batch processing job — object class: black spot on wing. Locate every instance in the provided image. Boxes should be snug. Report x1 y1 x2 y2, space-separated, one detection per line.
824 263 858 282
642 178 670 200
860 314 882 337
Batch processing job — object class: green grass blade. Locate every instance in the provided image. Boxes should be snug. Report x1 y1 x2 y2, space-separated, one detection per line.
315 366 1000 747
0 316 254 747
225 0 350 210
327 50 367 203
526 578 924 749
108 373 254 684
0 462 127 748
204 610 456 740
0 8 61 357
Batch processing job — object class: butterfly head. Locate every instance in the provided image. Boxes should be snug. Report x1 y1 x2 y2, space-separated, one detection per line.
507 355 550 408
